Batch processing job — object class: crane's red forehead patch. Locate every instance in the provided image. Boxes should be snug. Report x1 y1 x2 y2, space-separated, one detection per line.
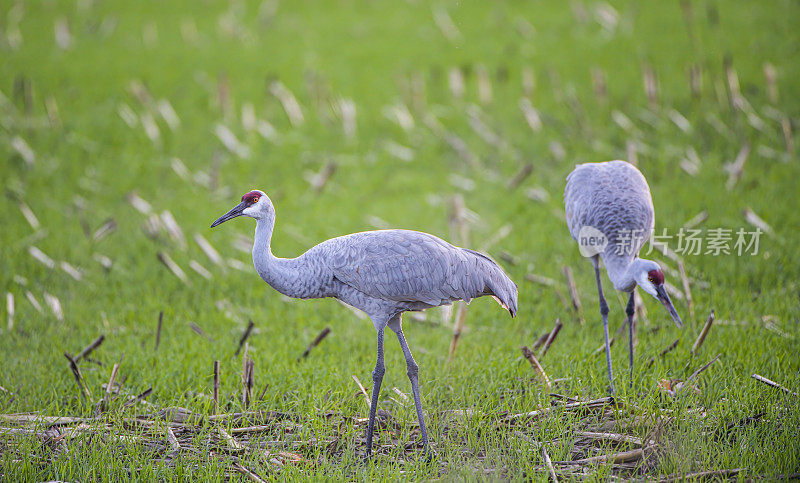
648 269 664 285
241 191 261 203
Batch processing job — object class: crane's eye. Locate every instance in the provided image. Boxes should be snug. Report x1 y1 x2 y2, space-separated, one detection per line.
251 197 259 204
648 277 654 283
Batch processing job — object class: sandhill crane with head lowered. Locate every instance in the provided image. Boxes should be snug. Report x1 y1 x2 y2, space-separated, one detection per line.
564 160 682 395
211 190 517 460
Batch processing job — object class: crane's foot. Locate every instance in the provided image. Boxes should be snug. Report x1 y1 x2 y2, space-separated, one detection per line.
414 439 436 463
421 447 437 464
360 450 375 466
360 448 434 465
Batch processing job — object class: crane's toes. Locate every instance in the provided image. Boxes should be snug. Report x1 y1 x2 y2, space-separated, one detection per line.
422 448 437 464
418 443 437 464
405 438 436 463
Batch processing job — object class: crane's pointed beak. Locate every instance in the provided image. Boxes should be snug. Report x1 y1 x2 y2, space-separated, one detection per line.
211 202 247 228
655 284 683 328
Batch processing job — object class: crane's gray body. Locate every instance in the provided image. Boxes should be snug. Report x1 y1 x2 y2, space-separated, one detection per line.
564 160 654 291
253 221 517 329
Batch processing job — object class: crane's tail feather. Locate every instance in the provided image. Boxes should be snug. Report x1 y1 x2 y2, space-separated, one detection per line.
486 276 518 318
463 249 518 318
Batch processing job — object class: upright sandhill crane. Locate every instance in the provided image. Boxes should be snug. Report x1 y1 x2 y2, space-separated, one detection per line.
211 190 517 459
564 161 682 394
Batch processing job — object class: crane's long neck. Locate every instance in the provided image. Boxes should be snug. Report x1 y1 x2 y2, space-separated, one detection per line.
602 252 637 292
252 215 303 297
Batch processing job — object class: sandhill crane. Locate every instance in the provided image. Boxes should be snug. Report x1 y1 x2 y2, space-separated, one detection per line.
564 160 682 394
211 190 517 459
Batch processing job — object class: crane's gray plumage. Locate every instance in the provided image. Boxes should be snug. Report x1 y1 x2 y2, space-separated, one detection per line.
564 160 681 395
212 189 517 460
565 160 654 285
327 231 517 316
249 212 517 324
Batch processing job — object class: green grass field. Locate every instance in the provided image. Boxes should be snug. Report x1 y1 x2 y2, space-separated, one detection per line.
2 0 799 480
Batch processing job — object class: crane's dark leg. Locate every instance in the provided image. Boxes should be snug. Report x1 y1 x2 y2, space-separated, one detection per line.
388 314 431 461
594 262 615 396
365 327 385 460
626 290 636 389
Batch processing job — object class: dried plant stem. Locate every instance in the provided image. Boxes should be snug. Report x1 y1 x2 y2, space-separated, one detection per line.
562 266 584 324
507 163 533 190
64 353 93 401
351 375 370 406
521 346 551 388
236 320 255 356
213 360 220 414
556 448 643 465
677 260 694 317
102 363 119 409
531 331 551 351
154 312 163 352
217 425 244 451
691 310 715 355
166 426 180 451
75 335 105 362
751 374 798 397
123 387 153 408
297 326 331 361
234 463 267 483
574 431 643 446
539 318 563 359
675 354 721 394
593 319 626 356
514 431 558 481
646 338 680 369
448 302 468 362
658 468 741 482
504 397 614 423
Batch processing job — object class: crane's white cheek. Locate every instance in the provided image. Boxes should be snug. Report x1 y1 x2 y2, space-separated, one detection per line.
640 281 658 299
242 205 257 217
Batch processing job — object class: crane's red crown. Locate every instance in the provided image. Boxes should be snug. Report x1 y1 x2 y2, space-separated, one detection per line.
647 269 664 285
241 191 261 204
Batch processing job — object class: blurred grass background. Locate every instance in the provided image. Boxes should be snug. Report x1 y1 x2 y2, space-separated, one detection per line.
1 0 799 479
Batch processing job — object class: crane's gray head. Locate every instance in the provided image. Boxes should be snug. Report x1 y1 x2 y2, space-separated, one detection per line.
631 258 682 327
210 190 272 227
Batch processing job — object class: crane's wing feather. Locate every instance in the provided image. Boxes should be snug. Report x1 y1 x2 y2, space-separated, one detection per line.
325 230 515 312
565 160 654 256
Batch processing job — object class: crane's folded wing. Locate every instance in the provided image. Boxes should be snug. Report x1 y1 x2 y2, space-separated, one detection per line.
327 230 486 306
